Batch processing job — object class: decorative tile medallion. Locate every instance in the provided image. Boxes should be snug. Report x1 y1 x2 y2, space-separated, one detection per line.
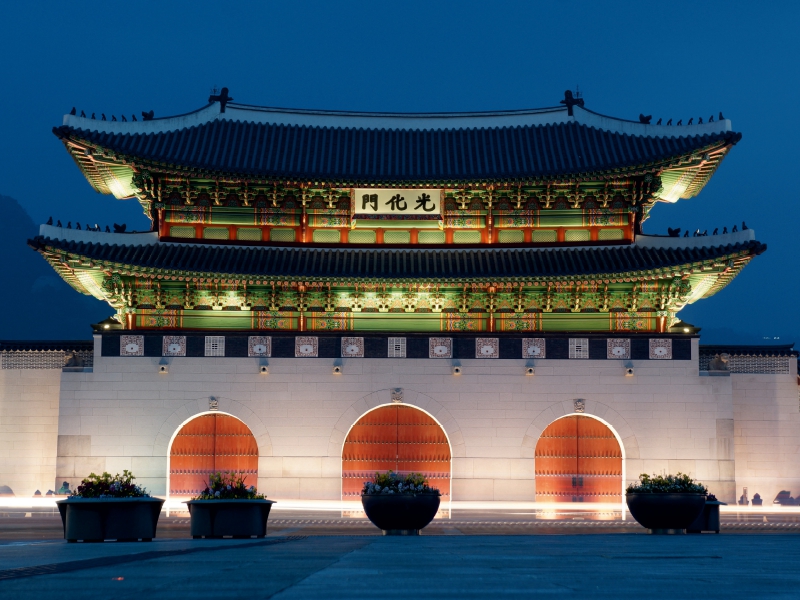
429 337 452 358
475 337 499 358
574 399 586 413
248 336 272 357
522 338 546 358
649 338 673 360
162 335 186 357
295 336 319 357
607 338 631 360
391 388 404 403
341 337 365 358
388 337 406 358
205 336 225 357
120 335 144 357
569 338 589 359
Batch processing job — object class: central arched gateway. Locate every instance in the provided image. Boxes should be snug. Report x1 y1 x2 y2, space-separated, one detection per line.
169 413 259 496
535 415 622 503
342 405 451 500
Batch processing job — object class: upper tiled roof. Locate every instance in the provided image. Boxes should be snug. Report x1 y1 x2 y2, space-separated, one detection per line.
54 102 740 183
30 235 765 280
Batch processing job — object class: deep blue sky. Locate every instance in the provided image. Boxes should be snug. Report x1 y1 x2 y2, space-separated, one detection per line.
1 1 797 343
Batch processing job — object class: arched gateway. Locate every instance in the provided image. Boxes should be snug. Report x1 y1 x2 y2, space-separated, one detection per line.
535 415 622 503
169 413 259 495
342 405 451 500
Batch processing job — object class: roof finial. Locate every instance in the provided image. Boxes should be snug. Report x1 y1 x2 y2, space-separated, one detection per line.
209 87 233 113
560 89 584 117
142 110 154 121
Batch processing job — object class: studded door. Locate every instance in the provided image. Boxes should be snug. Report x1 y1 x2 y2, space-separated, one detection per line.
534 415 622 503
342 405 451 500
169 414 259 496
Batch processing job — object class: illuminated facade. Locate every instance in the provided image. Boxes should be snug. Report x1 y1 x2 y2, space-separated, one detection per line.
1 91 798 508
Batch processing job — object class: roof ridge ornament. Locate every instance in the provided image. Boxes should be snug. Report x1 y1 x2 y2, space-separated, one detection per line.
560 89 584 117
209 87 233 113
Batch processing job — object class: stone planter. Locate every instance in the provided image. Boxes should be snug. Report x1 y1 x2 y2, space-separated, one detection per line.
626 493 707 534
56 497 164 542
361 493 440 535
185 499 276 538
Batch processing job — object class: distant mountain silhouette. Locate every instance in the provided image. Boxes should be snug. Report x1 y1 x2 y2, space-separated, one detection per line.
0 195 112 340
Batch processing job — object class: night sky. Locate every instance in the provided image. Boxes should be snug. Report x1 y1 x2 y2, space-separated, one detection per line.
1 1 797 343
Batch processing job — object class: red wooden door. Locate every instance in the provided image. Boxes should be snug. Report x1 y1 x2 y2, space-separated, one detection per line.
342 405 451 499
169 414 259 495
534 415 621 503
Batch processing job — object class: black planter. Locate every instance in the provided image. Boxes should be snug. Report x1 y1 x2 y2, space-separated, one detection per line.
361 493 441 535
626 493 707 533
687 500 726 534
56 497 164 542
185 499 276 538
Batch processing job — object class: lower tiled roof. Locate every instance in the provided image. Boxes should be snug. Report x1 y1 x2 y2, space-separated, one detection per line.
30 236 766 280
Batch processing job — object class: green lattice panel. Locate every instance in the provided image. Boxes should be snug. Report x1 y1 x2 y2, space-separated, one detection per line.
565 229 590 242
598 229 625 241
498 230 524 243
236 228 262 242
313 229 342 243
384 230 411 244
203 227 230 240
169 226 195 238
270 229 296 242
349 230 376 244
453 230 481 244
418 231 445 244
532 230 557 243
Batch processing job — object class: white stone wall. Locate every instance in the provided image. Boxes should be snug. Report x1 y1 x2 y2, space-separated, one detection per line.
0 368 62 496
51 337 745 504
732 366 800 505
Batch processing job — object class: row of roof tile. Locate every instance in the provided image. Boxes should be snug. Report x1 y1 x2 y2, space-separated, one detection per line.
30 237 765 280
55 121 740 181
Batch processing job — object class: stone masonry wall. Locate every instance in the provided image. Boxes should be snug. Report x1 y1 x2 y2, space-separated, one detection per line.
53 337 742 503
0 368 62 496
732 367 800 505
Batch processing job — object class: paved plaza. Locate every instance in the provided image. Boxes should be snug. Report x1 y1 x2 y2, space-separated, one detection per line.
1 512 800 598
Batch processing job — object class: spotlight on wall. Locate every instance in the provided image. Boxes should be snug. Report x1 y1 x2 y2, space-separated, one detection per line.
525 367 535 376
625 367 635 377
260 365 269 374
333 365 342 374
452 365 462 375
158 364 169 374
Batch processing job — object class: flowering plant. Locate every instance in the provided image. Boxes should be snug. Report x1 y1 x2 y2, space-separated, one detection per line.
193 471 265 500
626 473 707 494
361 471 440 495
72 470 149 498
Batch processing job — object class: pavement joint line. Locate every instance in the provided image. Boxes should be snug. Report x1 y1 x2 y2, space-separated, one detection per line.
0 535 307 581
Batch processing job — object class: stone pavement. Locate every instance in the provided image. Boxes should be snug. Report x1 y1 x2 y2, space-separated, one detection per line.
1 534 800 598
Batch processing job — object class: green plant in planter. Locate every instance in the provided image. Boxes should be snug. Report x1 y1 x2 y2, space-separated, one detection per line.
626 473 707 494
362 471 440 495
193 471 266 500
72 470 150 498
